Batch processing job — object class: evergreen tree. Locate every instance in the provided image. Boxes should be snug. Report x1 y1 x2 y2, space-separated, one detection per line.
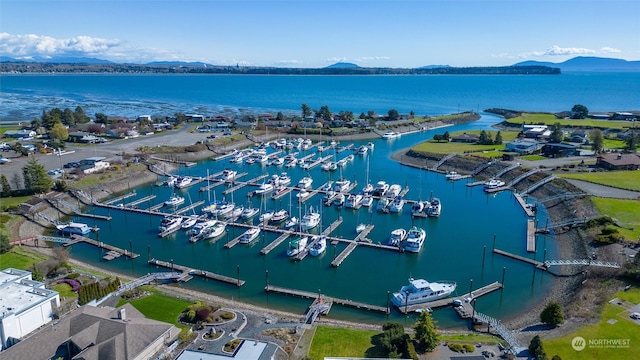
540 301 564 326
413 311 439 352
301 103 311 118
22 157 52 194
528 335 547 360
494 131 503 145
62 108 76 126
590 129 603 154
550 123 564 143
626 133 638 151
571 104 589 119
0 174 11 197
479 130 493 145
0 228 11 254
74 106 90 123
388 109 399 121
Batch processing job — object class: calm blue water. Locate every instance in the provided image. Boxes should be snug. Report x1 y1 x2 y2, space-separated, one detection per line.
6 72 637 327
1 72 639 122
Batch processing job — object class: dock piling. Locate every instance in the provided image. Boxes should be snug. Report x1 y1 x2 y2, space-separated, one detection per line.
482 245 486 269
501 267 506 288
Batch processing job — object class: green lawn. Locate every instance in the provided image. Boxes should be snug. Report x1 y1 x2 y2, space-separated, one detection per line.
520 155 548 161
556 170 640 191
0 246 47 270
308 325 385 359
117 290 193 328
544 288 640 360
590 197 640 242
505 113 632 130
0 126 19 137
441 333 505 346
602 138 628 150
0 195 32 211
52 282 78 299
411 130 519 155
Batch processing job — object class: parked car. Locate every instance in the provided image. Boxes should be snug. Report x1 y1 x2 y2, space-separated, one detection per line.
631 312 640 319
64 162 80 168
47 169 64 176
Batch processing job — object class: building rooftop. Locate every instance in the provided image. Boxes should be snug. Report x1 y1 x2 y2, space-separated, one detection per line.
0 268 58 321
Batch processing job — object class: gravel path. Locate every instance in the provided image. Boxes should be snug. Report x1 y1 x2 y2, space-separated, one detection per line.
563 179 640 199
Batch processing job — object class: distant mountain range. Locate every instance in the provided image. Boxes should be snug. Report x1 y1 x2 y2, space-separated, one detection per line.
1 56 638 73
513 56 640 72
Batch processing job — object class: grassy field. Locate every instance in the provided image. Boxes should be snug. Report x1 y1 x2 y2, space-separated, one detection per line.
0 246 47 270
0 126 19 137
556 170 640 191
411 130 519 155
0 195 32 211
117 289 193 328
308 326 384 358
505 113 632 130
543 288 640 360
52 282 78 299
602 138 628 150
590 197 640 241
440 333 505 346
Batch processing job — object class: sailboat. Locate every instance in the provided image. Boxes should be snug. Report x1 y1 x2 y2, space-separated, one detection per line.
362 155 374 194
284 191 299 229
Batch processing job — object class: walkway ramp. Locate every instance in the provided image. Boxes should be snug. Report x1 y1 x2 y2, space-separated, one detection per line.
432 153 456 170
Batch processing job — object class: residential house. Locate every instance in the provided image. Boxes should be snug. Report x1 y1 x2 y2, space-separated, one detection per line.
78 157 110 174
67 131 100 143
612 112 636 121
185 114 205 122
0 268 60 350
596 153 640 170
136 115 152 122
568 131 589 144
542 143 579 158
523 126 551 140
450 133 479 143
504 139 543 154
1 303 179 360
176 341 274 360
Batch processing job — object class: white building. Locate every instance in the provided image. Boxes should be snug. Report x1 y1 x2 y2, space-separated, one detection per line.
0 268 60 350
79 156 110 174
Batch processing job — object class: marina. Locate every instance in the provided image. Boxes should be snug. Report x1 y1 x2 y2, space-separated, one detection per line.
148 258 245 286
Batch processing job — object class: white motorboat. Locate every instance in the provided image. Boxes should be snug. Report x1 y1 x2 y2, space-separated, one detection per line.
285 159 298 168
333 192 345 207
239 227 261 244
208 201 235 217
333 178 351 192
309 236 327 256
411 201 430 217
320 181 333 191
391 278 457 308
56 222 91 235
271 157 284 166
190 219 216 236
284 216 299 230
376 197 389 212
323 190 336 203
164 176 177 187
241 207 260 219
427 198 442 217
300 206 320 230
286 236 308 257
158 216 183 233
174 177 193 189
254 182 274 195
362 183 374 194
357 145 368 155
217 169 237 182
356 223 366 233
277 172 292 186
361 194 374 207
389 195 405 213
259 210 274 223
373 181 389 196
271 185 289 199
296 189 310 200
204 222 226 239
382 131 399 139
297 176 313 189
445 171 461 180
321 161 337 171
181 217 198 229
387 184 401 198
389 228 407 246
404 226 426 253
483 178 506 190
345 193 363 209
225 206 243 219
269 209 289 223
164 194 185 207
336 159 348 168
366 142 375 150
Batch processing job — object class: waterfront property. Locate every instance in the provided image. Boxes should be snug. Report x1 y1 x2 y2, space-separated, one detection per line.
0 268 60 350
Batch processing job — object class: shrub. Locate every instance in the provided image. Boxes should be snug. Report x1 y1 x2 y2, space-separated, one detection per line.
463 344 475 352
220 311 234 320
448 343 464 352
66 273 80 279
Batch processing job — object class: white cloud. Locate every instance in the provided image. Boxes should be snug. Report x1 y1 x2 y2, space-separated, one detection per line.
491 53 516 59
325 57 348 63
599 46 621 54
356 56 390 62
535 45 596 56
0 32 122 57
275 59 302 66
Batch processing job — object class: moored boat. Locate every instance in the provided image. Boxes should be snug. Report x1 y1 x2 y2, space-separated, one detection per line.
239 227 261 244
181 217 198 229
241 207 260 219
389 228 407 246
254 182 274 195
373 181 389 196
391 278 457 308
382 130 399 139
164 194 185 207
345 193 363 209
356 223 366 233
174 176 193 189
286 236 308 257
361 194 374 207
388 195 405 213
309 236 327 256
333 178 351 192
426 198 442 217
404 226 426 252
376 197 389 212
332 192 345 207
483 178 506 190
56 222 91 235
269 209 289 223
297 176 313 189
300 206 320 230
158 216 183 233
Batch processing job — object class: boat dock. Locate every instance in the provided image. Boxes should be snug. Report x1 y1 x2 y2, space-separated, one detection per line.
321 217 343 237
513 193 535 217
271 187 294 200
224 231 250 249
103 191 137 205
224 174 269 195
150 156 197 167
331 241 358 267
493 248 545 269
260 233 291 255
354 224 374 242
148 258 245 286
306 155 333 170
65 235 140 259
526 219 536 252
173 200 205 215
336 144 354 153
294 218 344 261
126 195 157 207
398 281 503 314
264 284 388 313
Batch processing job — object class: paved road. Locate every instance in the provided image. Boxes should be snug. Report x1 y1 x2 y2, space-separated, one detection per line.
563 179 640 199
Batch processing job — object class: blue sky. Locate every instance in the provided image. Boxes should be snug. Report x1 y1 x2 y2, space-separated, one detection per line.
1 0 638 67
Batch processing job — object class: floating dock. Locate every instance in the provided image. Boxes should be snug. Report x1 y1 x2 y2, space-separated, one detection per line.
493 248 545 269
331 241 358 267
148 258 245 286
526 219 536 252
103 191 137 205
66 235 140 259
513 193 535 217
126 195 157 207
260 233 291 255
397 281 503 314
265 284 388 313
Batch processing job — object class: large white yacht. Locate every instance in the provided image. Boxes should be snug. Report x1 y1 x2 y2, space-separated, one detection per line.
391 278 457 308
404 226 426 253
300 206 320 230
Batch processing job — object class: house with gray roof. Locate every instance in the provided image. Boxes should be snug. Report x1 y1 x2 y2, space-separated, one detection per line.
1 303 179 360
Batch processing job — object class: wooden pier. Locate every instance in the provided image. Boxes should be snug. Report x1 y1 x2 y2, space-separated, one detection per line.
354 224 374 242
260 233 291 255
321 217 343 237
265 285 388 313
103 191 137 205
66 235 140 259
148 258 245 286
126 195 157 207
331 241 358 267
526 219 536 252
513 193 535 217
397 281 503 314
271 187 293 200
493 248 545 269
173 200 205 215
225 174 269 194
